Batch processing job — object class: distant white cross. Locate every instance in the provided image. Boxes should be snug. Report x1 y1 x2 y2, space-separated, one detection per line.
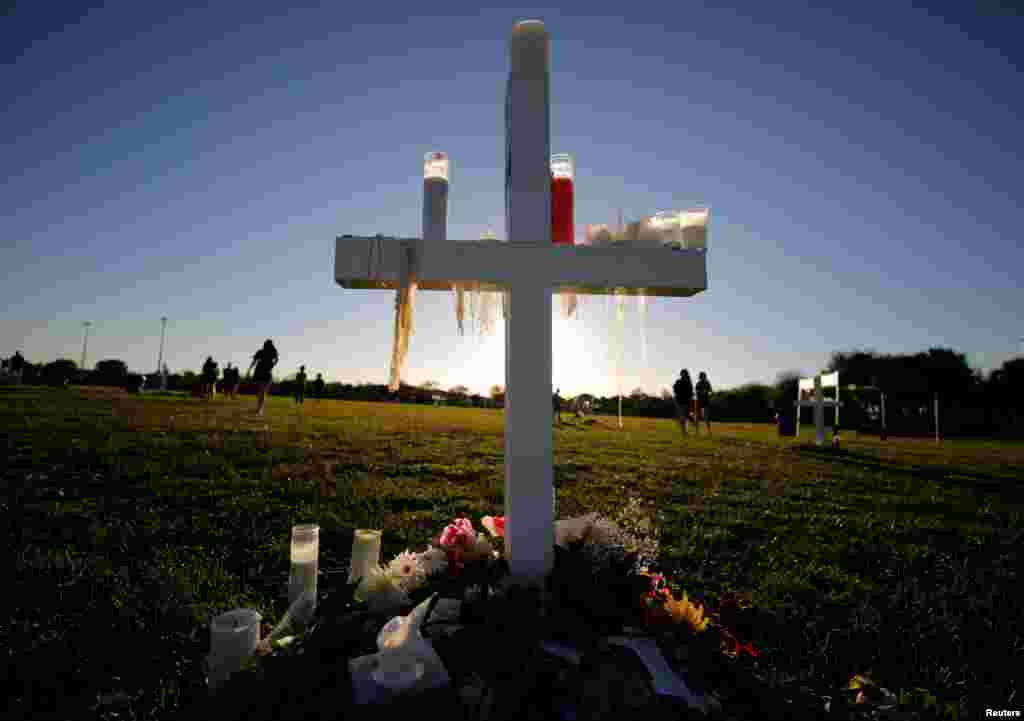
335 20 707 581
797 371 840 446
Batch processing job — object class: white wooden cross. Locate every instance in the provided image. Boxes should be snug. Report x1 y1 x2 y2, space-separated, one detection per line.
334 19 707 582
796 371 840 446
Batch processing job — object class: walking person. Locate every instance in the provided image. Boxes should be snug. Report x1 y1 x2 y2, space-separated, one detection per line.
673 369 694 436
223 364 239 399
9 351 26 384
201 356 219 401
695 371 713 435
553 388 563 426
247 339 279 416
294 365 308 405
312 373 325 403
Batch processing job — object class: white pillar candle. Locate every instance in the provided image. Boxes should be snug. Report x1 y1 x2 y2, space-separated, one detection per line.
349 529 383 584
289 524 319 613
208 608 262 690
423 151 449 244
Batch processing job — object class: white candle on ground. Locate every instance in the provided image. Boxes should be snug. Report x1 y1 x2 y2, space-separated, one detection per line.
208 608 262 689
349 529 382 584
289 524 319 610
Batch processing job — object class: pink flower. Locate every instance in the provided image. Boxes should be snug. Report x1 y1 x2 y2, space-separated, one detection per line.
481 516 506 538
855 691 866 705
438 518 475 548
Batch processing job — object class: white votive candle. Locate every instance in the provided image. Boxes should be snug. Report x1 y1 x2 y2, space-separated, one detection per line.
349 529 383 584
289 524 319 611
209 608 262 689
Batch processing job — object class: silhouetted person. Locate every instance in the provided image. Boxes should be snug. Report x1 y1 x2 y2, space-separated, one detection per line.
9 351 25 383
201 356 219 400
695 371 713 435
553 388 563 425
294 365 308 404
247 340 278 416
221 363 238 399
673 369 694 436
313 373 325 402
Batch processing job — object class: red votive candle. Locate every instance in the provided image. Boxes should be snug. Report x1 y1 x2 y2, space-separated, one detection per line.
550 153 574 246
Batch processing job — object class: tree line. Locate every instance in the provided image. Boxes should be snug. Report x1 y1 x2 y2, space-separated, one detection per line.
5 347 1022 437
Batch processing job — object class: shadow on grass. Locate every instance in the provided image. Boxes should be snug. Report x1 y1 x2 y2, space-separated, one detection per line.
793 443 1024 500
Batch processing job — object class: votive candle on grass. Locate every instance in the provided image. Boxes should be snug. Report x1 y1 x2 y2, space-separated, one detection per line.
208 608 262 690
349 529 383 584
289 524 319 612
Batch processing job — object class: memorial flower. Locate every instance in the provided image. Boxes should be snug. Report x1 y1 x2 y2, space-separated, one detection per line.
481 515 505 538
434 517 496 577
437 518 475 552
664 591 710 634
439 518 475 548
354 564 410 613
387 550 427 594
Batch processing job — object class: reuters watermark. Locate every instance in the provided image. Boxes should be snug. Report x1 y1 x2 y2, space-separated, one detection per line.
986 711 1021 718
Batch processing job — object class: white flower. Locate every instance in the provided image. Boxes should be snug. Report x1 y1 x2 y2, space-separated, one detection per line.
387 550 427 594
418 548 449 576
355 565 410 613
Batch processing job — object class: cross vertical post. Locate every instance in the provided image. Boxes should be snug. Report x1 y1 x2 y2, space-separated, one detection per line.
814 374 825 446
503 20 553 580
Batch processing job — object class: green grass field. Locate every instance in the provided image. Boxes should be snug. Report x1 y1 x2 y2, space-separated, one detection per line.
4 385 1023 719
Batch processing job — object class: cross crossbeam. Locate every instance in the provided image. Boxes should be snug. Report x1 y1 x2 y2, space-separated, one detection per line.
335 236 706 297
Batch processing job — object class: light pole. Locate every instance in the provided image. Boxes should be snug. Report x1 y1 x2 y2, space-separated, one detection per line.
157 317 168 390
81 321 92 373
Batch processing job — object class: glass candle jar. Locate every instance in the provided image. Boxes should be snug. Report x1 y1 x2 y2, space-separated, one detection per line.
349 529 383 584
289 524 319 612
423 151 449 243
550 153 575 246
208 608 262 691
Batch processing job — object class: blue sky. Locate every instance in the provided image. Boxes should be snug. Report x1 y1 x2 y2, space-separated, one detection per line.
3 2 1021 397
